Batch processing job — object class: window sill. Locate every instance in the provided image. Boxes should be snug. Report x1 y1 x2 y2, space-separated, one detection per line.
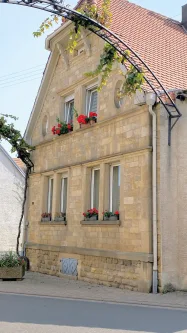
40 220 67 225
80 220 121 226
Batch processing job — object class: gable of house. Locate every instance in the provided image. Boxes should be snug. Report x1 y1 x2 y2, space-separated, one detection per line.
25 0 187 143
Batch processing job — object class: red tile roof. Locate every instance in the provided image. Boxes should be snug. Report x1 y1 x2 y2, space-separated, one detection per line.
13 158 26 172
76 0 187 91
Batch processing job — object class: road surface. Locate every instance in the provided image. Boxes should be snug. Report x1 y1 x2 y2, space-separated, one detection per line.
0 293 187 332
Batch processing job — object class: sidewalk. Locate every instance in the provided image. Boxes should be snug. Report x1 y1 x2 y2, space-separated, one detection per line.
1 271 187 309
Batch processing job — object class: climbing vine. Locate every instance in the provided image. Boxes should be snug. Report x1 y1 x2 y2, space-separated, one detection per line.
0 114 34 162
0 114 35 256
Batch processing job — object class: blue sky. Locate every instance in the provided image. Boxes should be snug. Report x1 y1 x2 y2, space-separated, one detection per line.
0 0 185 153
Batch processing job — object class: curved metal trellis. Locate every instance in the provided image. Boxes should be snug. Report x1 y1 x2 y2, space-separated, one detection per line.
0 0 182 145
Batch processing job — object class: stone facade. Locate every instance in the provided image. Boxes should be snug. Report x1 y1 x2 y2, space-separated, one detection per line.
25 24 153 292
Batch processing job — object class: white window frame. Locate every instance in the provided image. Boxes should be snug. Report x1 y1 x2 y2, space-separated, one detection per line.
109 164 120 212
64 94 74 124
60 173 68 213
86 84 98 116
91 167 100 209
47 177 54 214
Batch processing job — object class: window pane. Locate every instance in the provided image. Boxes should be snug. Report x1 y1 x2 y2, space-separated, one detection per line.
68 101 74 123
112 166 120 212
87 89 98 115
61 178 68 213
47 178 53 213
65 100 74 123
90 90 98 113
93 169 100 209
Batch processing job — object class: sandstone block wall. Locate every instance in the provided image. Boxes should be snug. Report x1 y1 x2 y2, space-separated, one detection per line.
27 247 152 292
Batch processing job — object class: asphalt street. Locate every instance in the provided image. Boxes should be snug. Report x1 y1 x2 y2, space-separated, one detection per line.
0 293 187 333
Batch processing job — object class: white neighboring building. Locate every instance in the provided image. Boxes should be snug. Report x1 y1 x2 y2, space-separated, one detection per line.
0 145 25 254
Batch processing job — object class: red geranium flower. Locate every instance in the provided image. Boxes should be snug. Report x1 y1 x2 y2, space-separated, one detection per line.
67 123 72 130
51 126 56 134
114 211 119 215
58 123 62 128
89 112 97 118
56 128 61 135
77 114 87 124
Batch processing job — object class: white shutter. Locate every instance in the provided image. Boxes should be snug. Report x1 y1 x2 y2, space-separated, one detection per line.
89 90 98 113
110 165 120 212
47 178 53 213
60 177 68 213
91 169 100 209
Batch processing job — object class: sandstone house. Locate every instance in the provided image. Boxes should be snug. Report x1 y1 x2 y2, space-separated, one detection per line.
24 0 187 292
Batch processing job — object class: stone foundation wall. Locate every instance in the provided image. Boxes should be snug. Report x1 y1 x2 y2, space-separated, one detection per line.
26 247 152 293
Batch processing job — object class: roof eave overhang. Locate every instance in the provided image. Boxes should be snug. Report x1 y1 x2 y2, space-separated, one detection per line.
45 20 72 51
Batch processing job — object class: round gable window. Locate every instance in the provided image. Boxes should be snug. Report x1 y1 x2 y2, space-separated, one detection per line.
42 115 48 137
114 80 124 109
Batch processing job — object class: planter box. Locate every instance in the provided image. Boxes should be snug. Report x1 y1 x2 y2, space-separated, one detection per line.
104 216 118 221
90 119 97 125
41 217 51 222
80 120 96 129
85 215 98 221
54 217 66 222
80 123 91 129
0 266 25 280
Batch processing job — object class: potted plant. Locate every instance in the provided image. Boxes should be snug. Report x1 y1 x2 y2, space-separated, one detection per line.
51 118 73 136
77 112 97 128
89 112 97 125
54 212 66 222
0 252 25 280
41 212 51 222
103 210 120 221
83 208 98 221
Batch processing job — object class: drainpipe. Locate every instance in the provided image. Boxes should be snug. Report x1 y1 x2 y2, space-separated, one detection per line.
146 93 157 294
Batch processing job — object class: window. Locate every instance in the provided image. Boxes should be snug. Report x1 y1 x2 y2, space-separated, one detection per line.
64 95 74 124
86 86 98 116
47 177 54 213
60 175 68 213
91 168 100 209
110 165 120 212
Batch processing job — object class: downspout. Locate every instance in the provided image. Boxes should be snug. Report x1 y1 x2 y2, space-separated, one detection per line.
146 93 157 294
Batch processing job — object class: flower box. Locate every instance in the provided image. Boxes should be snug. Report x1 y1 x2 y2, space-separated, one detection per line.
54 217 66 222
0 266 25 280
41 217 51 222
104 215 118 221
85 215 98 221
80 123 91 129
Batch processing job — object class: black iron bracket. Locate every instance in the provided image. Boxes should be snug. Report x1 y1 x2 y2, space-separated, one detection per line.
168 116 180 146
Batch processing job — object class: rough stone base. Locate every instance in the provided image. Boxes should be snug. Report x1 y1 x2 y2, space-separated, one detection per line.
26 248 152 293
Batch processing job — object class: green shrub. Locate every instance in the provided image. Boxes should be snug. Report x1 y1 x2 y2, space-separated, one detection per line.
162 283 176 294
0 252 25 268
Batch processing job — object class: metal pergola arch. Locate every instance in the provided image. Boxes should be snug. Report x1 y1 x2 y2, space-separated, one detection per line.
1 0 182 145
